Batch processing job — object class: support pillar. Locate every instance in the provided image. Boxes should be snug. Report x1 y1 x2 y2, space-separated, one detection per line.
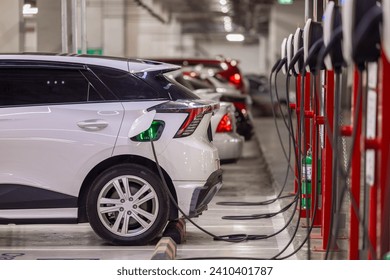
0 0 23 52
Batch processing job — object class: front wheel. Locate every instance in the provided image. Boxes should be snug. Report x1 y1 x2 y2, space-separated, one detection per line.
86 163 169 245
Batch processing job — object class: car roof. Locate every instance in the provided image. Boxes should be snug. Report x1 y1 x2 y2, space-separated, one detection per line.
0 53 180 73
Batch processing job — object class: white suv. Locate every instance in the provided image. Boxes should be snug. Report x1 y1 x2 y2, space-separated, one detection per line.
0 54 222 245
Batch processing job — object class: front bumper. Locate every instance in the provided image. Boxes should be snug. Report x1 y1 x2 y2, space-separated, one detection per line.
173 169 223 217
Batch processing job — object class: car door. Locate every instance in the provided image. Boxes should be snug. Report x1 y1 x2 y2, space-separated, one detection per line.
0 64 123 221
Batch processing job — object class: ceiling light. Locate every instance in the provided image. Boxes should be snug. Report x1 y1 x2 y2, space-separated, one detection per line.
220 0 227 5
224 25 233 32
23 4 38 16
226 34 245 42
278 0 294 4
221 6 229 13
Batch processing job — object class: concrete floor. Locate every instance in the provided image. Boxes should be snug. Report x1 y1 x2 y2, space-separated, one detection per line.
0 120 299 260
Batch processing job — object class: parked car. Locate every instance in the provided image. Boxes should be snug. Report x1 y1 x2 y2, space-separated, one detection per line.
167 70 244 163
210 101 244 163
173 70 254 140
245 74 291 118
150 57 248 95
0 54 222 245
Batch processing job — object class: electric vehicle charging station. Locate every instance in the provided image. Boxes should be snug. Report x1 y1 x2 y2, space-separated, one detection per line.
301 18 324 227
291 27 304 196
341 0 383 260
269 0 390 260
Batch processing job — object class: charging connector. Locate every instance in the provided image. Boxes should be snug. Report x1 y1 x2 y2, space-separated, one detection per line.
304 19 324 73
281 38 288 75
293 28 304 75
323 2 344 71
342 0 382 67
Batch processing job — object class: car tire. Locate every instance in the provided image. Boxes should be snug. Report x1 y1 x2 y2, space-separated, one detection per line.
86 163 169 245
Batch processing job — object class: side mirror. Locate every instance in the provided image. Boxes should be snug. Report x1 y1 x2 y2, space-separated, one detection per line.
128 110 156 138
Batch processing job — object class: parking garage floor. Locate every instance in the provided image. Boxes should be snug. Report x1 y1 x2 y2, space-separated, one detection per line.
0 117 298 260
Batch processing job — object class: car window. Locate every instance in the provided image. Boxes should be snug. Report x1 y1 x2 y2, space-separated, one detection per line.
90 66 169 100
185 77 214 90
158 74 200 100
0 68 102 106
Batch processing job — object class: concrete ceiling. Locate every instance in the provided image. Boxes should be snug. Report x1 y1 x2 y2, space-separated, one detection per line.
153 0 274 42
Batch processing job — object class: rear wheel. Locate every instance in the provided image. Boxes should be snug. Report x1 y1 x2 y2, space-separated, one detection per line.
86 163 169 245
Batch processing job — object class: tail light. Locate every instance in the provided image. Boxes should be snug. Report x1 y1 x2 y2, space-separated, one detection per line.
175 107 206 137
216 113 233 133
233 101 248 117
229 73 242 88
149 100 219 138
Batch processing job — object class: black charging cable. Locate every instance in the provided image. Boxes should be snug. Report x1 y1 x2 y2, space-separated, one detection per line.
150 139 308 259
218 58 296 208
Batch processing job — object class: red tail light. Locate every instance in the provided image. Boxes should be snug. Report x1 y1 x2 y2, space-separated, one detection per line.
229 73 242 86
233 101 247 116
150 100 219 138
175 107 205 137
216 113 233 133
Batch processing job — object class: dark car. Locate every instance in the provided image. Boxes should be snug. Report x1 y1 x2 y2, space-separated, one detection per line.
245 74 290 118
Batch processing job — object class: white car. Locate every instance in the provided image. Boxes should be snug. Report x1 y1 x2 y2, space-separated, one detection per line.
194 92 244 163
166 71 244 163
0 54 222 245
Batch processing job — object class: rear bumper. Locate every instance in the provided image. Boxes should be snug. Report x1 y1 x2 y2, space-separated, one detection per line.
213 132 244 162
173 169 223 217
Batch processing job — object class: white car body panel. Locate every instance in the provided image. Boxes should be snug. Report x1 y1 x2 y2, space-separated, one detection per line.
0 208 77 219
0 103 123 197
194 92 244 162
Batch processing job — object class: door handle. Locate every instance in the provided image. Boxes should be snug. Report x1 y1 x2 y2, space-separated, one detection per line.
77 119 108 131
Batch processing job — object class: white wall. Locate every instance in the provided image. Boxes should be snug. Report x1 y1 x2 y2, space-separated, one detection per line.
0 0 23 52
126 8 193 58
196 41 261 74
36 0 62 52
269 1 306 66
86 0 103 51
86 0 195 58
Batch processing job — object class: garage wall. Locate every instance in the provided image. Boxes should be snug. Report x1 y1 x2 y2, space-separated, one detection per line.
0 0 23 52
196 41 261 74
268 1 306 67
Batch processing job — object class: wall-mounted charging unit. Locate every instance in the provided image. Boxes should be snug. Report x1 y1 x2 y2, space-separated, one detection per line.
384 0 390 61
281 38 288 74
286 34 294 75
304 19 323 72
293 28 304 74
342 0 381 67
323 2 343 71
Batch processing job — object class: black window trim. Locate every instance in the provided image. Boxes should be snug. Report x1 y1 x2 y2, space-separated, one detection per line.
0 61 170 108
0 63 119 108
88 65 171 102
